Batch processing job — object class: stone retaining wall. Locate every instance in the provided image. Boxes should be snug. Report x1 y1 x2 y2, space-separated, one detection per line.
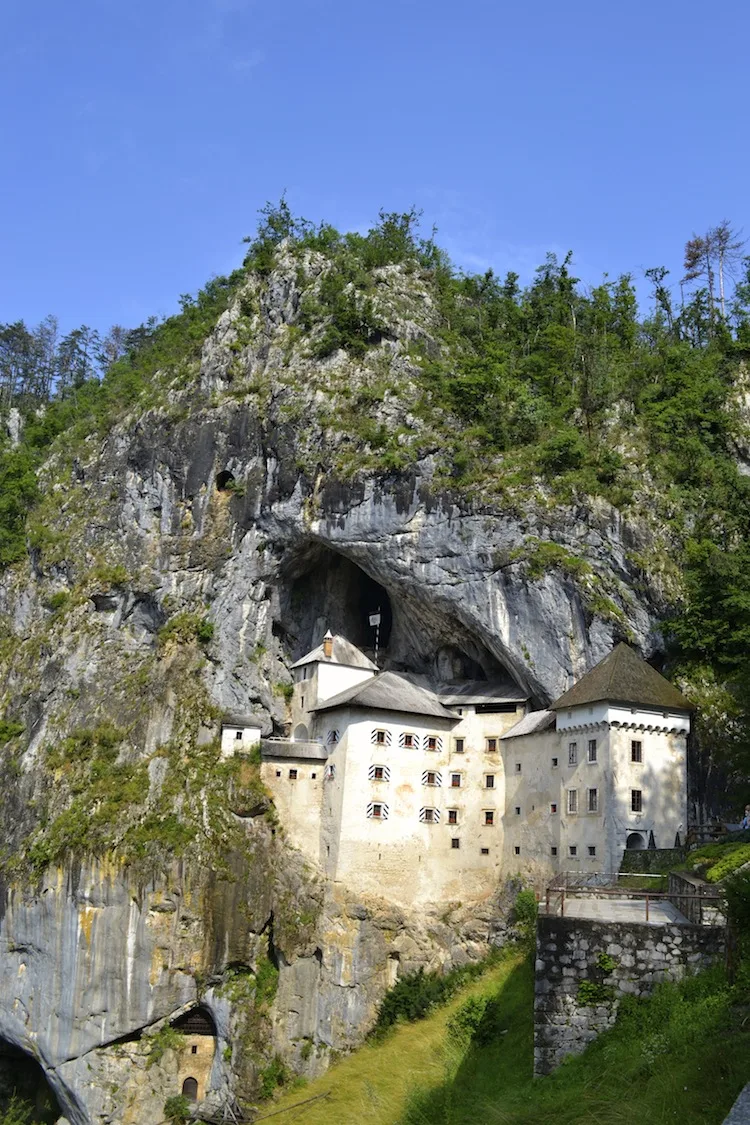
620 847 685 873
534 914 726 1075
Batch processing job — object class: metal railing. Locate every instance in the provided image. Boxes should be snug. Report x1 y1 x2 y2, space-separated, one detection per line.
540 881 726 926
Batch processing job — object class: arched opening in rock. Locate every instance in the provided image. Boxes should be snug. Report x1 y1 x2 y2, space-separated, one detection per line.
0 1041 61 1124
293 722 309 742
182 1077 199 1101
172 1007 217 1036
216 470 235 491
279 543 524 692
626 832 646 850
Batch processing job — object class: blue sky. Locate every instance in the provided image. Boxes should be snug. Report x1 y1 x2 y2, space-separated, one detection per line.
2 0 748 333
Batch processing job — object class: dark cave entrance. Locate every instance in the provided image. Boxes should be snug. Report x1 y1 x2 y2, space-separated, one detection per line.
0 1042 61 1125
279 543 524 691
284 546 393 663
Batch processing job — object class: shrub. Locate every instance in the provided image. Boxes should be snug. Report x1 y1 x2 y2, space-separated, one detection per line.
164 1094 191 1123
447 994 488 1044
158 612 213 650
513 889 538 938
371 959 491 1038
0 719 24 744
258 1055 290 1099
146 1025 186 1067
577 979 615 1006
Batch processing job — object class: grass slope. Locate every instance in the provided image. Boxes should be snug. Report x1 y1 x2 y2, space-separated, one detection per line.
266 951 750 1125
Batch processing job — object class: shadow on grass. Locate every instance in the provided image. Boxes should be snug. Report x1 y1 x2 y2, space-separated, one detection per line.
400 957 750 1125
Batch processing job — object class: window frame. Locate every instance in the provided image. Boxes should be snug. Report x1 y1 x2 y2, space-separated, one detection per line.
453 737 465 754
485 773 495 789
568 742 578 766
485 737 498 753
567 788 578 814
587 787 598 814
450 772 462 788
587 739 597 763
484 810 495 826
631 740 643 763
631 788 643 813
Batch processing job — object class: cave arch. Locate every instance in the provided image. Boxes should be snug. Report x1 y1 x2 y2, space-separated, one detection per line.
0 1041 61 1124
215 470 235 492
279 542 523 692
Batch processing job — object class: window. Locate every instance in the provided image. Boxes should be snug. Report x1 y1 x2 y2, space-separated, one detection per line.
367 802 389 819
514 846 520 855
400 732 416 749
374 729 387 745
325 763 336 780
515 762 522 773
550 803 558 814
235 730 243 740
369 764 391 782
327 729 339 745
451 838 460 850
567 789 578 814
448 809 458 825
289 769 298 780
191 1045 198 1055
485 774 495 788
422 770 441 786
587 788 598 813
552 756 559 768
568 742 578 765
426 736 439 752
486 737 498 752
420 807 439 823
275 770 281 777
451 773 461 788
631 789 642 813
588 846 596 857
631 740 642 763
515 806 521 815
484 811 495 826
454 737 465 753
301 696 304 709
311 772 317 779
481 847 490 855
588 739 597 763
551 846 558 856
569 845 577 857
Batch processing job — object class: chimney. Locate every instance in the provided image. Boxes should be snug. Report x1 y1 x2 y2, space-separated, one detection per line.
322 630 334 659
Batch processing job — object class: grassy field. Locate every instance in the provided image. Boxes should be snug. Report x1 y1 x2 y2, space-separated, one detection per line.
263 949 750 1125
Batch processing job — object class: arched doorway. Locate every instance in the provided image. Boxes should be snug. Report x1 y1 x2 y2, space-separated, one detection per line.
626 832 645 850
293 723 309 742
182 1077 198 1101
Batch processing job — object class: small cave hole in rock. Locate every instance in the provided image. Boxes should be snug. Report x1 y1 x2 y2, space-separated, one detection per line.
0 1042 61 1124
215 470 235 492
626 832 646 850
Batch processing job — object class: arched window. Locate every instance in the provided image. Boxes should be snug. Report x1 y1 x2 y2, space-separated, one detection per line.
626 831 645 850
182 1077 199 1101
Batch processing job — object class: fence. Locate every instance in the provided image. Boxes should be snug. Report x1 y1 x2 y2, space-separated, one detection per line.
540 872 726 927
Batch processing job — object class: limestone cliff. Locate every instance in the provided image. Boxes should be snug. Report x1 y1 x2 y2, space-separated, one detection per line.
0 243 679 1122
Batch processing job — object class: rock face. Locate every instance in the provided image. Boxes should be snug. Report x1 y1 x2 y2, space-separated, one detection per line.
0 249 677 1121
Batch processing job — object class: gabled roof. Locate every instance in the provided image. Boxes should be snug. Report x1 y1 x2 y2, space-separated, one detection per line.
291 635 377 672
551 644 694 713
222 714 263 728
314 671 458 720
436 680 528 705
502 710 556 739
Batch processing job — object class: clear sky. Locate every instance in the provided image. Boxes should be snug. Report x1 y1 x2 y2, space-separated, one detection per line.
2 0 748 334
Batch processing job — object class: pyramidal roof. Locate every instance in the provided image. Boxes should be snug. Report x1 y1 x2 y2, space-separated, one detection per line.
291 635 378 671
551 644 693 713
314 671 457 719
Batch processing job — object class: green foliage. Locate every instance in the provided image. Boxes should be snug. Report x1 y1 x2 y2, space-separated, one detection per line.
45 590 70 612
685 840 750 882
89 563 129 589
577 979 615 1006
146 1025 186 1067
446 994 489 1044
371 955 501 1039
0 448 39 565
595 952 618 973
258 1054 291 1099
163 1094 191 1123
254 952 280 1008
512 889 538 939
158 612 214 649
703 844 750 882
0 1096 37 1125
0 718 24 743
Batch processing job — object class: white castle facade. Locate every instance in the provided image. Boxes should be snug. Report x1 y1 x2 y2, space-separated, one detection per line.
223 633 691 907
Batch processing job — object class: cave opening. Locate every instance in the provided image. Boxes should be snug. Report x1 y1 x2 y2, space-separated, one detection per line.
215 470 236 492
279 543 524 692
0 1042 61 1125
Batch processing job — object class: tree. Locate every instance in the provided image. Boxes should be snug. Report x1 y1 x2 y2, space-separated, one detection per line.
683 222 745 322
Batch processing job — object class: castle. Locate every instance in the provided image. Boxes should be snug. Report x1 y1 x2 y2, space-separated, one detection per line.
223 634 692 906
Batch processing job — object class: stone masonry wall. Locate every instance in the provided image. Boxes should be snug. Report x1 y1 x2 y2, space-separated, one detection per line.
534 914 726 1075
